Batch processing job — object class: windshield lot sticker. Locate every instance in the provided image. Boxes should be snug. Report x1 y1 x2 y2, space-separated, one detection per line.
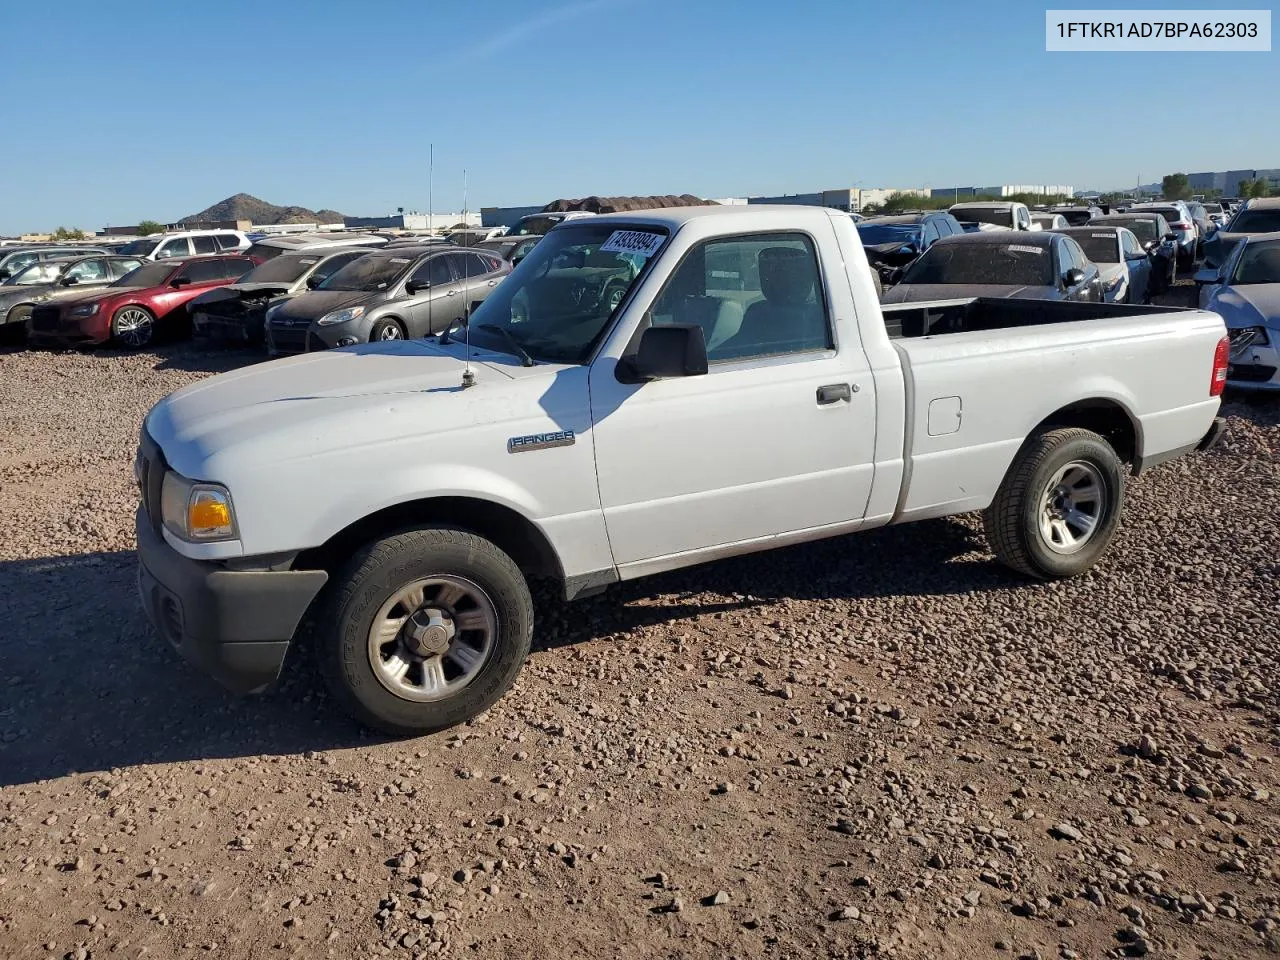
389 258 411 264
600 231 665 257
1092 233 1114 239
1007 245 1045 254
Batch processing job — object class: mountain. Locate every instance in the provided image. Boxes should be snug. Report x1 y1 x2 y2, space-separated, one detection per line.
180 193 347 226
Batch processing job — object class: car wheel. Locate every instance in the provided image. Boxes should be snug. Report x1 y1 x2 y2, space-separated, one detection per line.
983 428 1124 580
316 527 534 736
370 318 405 342
111 305 156 349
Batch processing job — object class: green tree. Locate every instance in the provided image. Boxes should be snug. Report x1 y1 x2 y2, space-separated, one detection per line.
1161 173 1192 200
135 219 164 236
1250 179 1271 198
51 226 87 241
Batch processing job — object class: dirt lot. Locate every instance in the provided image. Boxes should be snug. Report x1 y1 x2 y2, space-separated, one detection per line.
1 285 1277 959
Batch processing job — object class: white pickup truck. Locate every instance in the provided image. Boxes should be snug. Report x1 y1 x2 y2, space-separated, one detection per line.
136 206 1228 734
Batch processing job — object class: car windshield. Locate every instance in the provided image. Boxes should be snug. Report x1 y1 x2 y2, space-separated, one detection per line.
112 262 175 288
242 255 321 284
1142 207 1182 223
506 215 563 237
319 254 411 291
953 207 1012 227
1228 209 1280 234
245 241 288 262
118 238 160 256
1069 233 1119 262
857 223 922 245
462 223 663 365
8 261 65 285
1203 203 1223 214
1232 241 1280 284
1056 210 1094 226
902 241 1052 286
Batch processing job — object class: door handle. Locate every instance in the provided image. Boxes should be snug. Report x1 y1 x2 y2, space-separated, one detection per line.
445 289 459 296
487 279 498 286
816 383 852 405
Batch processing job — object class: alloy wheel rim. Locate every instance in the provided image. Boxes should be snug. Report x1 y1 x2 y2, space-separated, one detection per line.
116 308 153 346
1037 460 1106 554
379 324 402 340
366 576 496 702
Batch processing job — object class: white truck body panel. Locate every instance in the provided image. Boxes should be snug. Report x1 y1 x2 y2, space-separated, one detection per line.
143 205 1225 591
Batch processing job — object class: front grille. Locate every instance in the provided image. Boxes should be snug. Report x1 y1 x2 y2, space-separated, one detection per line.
139 430 166 535
268 321 309 354
1227 363 1277 383
28 304 62 332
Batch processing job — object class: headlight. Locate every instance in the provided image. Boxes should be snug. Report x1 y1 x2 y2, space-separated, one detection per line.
68 302 100 317
317 305 365 326
160 471 238 541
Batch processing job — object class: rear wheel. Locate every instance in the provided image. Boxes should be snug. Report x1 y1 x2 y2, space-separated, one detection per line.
111 305 156 348
370 318 405 342
983 428 1124 579
316 527 533 736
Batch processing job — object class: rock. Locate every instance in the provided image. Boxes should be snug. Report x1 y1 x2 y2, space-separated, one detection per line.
830 905 860 921
703 891 730 907
1049 823 1082 842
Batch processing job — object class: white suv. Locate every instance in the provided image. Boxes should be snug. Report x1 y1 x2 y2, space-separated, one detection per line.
119 229 250 262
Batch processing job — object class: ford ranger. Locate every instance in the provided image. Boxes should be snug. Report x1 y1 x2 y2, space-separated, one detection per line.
135 206 1229 735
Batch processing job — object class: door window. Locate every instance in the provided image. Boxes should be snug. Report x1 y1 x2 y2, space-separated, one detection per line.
180 260 229 283
109 258 143 278
216 258 251 280
64 259 109 283
413 256 454 288
1120 230 1141 257
310 251 364 285
650 233 831 362
921 222 941 247
191 235 219 255
214 234 242 250
460 252 495 277
155 238 190 259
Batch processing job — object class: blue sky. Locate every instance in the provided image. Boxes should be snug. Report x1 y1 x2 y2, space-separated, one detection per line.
0 0 1275 233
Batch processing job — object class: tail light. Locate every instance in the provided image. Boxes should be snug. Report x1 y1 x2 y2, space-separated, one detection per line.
1210 335 1230 396
1171 221 1191 230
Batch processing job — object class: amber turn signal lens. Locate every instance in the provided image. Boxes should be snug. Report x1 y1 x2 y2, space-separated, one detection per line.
189 495 232 533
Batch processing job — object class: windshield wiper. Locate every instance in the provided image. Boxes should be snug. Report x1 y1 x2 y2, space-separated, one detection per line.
474 323 535 367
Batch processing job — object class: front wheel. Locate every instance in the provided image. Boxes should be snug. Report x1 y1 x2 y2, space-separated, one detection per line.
316 527 533 735
983 428 1124 579
111 305 156 348
369 318 405 342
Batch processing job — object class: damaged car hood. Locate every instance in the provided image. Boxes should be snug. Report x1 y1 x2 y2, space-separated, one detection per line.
1209 284 1280 331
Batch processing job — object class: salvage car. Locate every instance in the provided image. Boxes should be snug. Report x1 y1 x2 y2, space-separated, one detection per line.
475 235 542 267
856 212 965 283
1055 226 1152 303
27 255 254 348
0 244 108 280
881 231 1101 303
243 232 386 263
1201 198 1280 269
118 230 250 262
948 201 1039 232
0 255 143 330
1195 232 1280 392
1090 213 1177 292
192 248 374 344
264 246 509 354
134 205 1226 734
1130 202 1199 269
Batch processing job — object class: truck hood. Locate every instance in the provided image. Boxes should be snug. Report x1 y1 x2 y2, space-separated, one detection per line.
144 339 572 479
882 282 1052 303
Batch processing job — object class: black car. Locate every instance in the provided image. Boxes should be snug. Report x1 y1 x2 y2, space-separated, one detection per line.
880 231 1102 304
190 247 374 344
856 212 966 282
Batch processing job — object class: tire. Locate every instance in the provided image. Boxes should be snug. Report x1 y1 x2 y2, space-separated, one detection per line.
983 428 1124 580
369 318 405 342
111 305 156 348
316 527 533 736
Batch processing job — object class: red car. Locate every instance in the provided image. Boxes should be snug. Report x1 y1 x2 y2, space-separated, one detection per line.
26 255 256 348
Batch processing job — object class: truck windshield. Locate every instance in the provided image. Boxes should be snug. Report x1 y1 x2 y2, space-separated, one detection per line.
903 242 1052 286
954 207 1012 227
1233 241 1280 284
463 223 664 365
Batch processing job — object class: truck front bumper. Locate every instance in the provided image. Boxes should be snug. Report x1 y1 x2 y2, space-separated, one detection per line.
135 508 328 694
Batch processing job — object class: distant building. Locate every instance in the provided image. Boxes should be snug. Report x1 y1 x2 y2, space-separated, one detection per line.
344 213 480 231
480 205 545 229
747 187 927 213
930 185 1074 200
1188 168 1280 194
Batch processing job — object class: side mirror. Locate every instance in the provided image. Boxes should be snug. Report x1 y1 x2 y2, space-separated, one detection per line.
62 275 80 286
1193 268 1221 285
1064 267 1086 287
305 274 323 289
170 276 192 288
405 280 429 295
617 324 708 383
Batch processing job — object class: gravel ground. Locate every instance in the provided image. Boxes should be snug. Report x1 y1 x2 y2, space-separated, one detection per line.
1 283 1277 960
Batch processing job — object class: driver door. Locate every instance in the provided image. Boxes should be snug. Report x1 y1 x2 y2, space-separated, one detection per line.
403 254 461 337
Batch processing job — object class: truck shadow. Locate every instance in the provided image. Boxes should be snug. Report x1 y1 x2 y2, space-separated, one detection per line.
0 518 1009 787
151 342 266 374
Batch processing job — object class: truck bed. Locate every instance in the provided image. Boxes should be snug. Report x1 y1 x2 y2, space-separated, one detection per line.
880 298 1184 339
